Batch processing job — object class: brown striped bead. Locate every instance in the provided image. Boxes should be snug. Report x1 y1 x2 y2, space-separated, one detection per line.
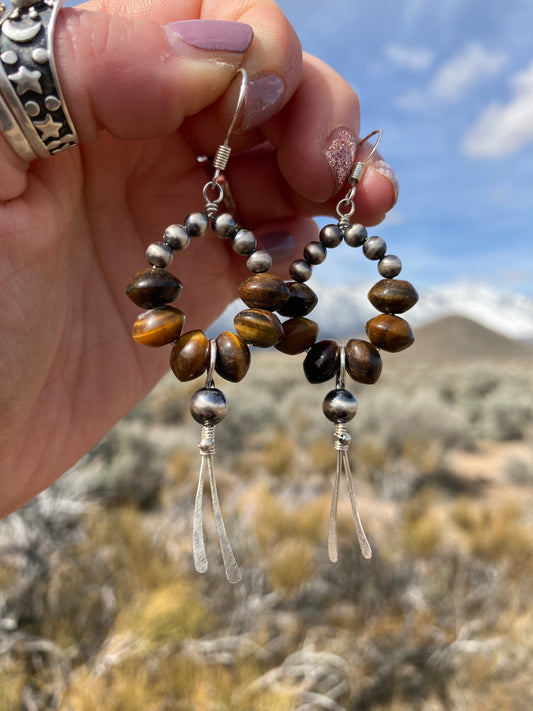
345 339 383 384
303 340 340 383
275 317 319 355
368 279 419 314
234 309 284 348
277 282 318 317
365 315 414 352
126 268 183 309
215 331 250 383
238 274 290 311
132 306 185 347
170 330 210 381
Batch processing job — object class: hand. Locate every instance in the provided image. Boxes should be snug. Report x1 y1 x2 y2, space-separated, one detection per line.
0 0 396 515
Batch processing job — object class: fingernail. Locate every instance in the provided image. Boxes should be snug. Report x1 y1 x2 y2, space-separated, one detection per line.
371 158 400 206
165 19 254 55
325 128 357 193
240 74 285 130
257 230 296 263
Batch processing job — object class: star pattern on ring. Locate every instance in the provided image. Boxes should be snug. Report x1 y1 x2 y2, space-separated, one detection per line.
8 64 42 95
33 113 62 140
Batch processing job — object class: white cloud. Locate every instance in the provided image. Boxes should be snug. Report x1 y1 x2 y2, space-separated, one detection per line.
462 61 533 158
430 43 508 101
384 44 433 71
396 43 508 112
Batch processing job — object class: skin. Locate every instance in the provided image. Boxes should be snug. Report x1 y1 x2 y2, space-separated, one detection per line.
0 0 396 516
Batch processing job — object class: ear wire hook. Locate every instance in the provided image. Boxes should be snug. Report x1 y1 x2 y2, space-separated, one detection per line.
203 68 249 211
348 129 383 185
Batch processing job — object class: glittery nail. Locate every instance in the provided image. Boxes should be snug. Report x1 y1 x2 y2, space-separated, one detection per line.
325 128 357 193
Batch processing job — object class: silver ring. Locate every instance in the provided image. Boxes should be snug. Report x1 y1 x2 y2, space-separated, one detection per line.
0 0 78 159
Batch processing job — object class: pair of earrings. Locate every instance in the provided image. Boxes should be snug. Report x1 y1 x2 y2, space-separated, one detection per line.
125 70 417 583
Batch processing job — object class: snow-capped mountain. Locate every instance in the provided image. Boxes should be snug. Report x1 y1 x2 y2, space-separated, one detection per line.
209 281 533 342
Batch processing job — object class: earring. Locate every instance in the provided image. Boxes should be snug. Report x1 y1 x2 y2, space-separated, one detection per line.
273 130 418 562
125 69 281 584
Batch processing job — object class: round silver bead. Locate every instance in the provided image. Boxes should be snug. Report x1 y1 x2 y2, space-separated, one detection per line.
322 389 358 423
212 212 238 239
319 224 343 248
247 249 272 273
145 241 173 268
378 254 402 278
190 387 228 425
344 223 368 248
184 212 209 238
289 259 312 282
232 229 257 255
304 241 327 265
163 224 190 251
363 236 387 261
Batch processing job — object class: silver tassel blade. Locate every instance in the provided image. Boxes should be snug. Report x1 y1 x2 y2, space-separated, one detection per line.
328 425 372 562
193 426 242 584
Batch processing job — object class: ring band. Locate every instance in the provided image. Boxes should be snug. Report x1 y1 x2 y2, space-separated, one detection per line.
0 0 78 158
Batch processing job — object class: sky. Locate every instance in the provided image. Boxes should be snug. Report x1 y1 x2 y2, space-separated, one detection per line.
65 0 533 298
275 0 533 297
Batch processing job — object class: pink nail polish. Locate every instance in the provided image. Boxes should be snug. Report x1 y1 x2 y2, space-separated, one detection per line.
371 158 400 206
165 20 254 53
240 74 285 130
325 128 357 193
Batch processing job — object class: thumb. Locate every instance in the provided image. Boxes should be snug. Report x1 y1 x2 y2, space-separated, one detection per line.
55 10 253 141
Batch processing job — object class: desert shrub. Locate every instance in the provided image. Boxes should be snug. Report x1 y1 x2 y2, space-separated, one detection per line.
266 537 316 595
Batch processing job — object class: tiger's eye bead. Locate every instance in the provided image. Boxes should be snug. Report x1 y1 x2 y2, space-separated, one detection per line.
319 224 343 248
212 212 238 239
323 388 358 423
239 274 290 311
132 306 185 347
275 317 319 355
277 282 318 317
368 279 419 314
126 269 183 309
345 339 383 384
145 241 173 268
184 212 209 238
190 387 228 425
378 254 402 278
215 331 251 383
289 259 312 282
234 309 284 348
170 330 210 381
344 223 367 247
247 249 272 273
365 314 414 352
164 224 190 251
303 241 327 265
363 236 387 260
232 229 257 255
303 340 340 384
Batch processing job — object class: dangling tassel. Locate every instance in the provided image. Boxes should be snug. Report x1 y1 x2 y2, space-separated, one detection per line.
323 347 372 563
189 354 242 583
328 423 372 562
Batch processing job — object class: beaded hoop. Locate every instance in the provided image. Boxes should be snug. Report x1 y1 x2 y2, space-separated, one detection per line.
260 130 418 561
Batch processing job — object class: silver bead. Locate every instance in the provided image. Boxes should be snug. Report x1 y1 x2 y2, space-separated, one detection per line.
190 387 228 425
378 254 402 278
289 259 312 282
344 223 368 247
304 241 327 265
247 249 272 273
145 241 173 268
319 224 343 248
164 224 190 251
363 236 387 261
232 229 257 255
212 212 238 239
323 389 358 423
185 212 209 238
